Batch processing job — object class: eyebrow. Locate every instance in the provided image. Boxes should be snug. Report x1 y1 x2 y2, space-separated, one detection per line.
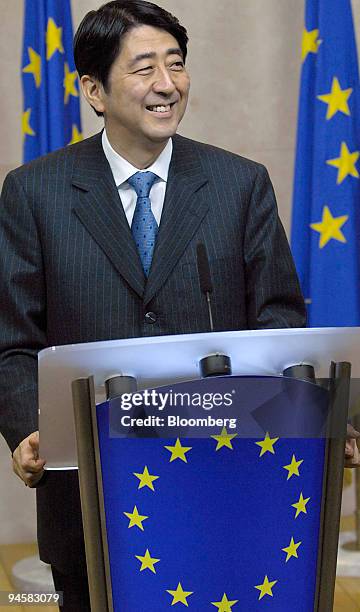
129 48 183 68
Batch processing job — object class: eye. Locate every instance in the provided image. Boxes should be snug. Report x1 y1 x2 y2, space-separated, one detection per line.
170 61 185 71
134 66 153 75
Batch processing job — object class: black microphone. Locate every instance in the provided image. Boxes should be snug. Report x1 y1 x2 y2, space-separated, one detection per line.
196 243 232 377
196 243 214 332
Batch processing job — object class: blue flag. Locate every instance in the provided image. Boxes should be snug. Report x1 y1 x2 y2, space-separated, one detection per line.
21 0 82 162
291 0 360 326
96 377 328 611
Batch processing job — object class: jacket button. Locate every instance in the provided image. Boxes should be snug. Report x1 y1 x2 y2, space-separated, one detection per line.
144 311 157 324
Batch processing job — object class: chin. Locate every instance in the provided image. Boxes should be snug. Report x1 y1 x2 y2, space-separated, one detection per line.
146 127 178 143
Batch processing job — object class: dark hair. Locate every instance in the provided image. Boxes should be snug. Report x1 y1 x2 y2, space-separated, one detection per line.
74 0 188 115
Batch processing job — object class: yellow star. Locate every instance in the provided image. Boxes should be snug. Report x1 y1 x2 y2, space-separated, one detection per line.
46 17 64 60
255 432 279 457
302 28 321 62
164 438 192 463
211 427 238 451
211 592 239 611
283 454 303 480
68 125 83 145
255 575 278 600
282 537 302 562
327 142 360 184
22 47 41 88
292 492 310 518
123 505 148 531
22 108 35 137
318 77 352 120
135 548 160 573
133 465 159 491
310 205 348 249
63 63 79 104
166 582 193 607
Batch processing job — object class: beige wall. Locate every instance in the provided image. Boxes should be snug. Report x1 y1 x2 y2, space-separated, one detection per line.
1 0 305 232
2 1 360 228
0 0 360 543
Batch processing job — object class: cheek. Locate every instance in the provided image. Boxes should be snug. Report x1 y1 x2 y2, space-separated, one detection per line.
130 82 152 103
178 75 190 97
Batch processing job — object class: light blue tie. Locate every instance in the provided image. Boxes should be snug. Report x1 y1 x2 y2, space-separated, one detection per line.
128 171 158 277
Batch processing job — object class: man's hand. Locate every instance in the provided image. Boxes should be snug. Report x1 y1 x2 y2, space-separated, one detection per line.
345 423 360 468
12 431 46 487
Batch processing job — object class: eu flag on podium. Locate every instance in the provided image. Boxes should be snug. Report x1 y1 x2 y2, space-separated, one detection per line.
291 0 360 326
98 430 326 610
21 0 82 162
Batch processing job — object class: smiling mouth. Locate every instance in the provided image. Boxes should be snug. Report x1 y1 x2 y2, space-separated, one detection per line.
146 102 176 113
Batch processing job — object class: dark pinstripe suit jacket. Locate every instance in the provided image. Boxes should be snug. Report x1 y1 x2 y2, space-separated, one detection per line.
0 132 305 572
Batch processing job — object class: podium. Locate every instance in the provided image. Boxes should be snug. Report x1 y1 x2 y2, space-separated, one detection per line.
38 328 360 611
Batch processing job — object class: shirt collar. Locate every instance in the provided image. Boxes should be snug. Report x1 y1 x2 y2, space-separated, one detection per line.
102 129 173 187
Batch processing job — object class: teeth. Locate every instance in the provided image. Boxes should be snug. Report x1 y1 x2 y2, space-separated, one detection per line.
149 105 172 113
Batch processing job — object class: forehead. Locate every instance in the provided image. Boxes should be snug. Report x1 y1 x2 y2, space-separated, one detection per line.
119 25 181 62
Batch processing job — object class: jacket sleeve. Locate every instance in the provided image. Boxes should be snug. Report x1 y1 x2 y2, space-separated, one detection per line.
243 164 306 329
0 171 47 453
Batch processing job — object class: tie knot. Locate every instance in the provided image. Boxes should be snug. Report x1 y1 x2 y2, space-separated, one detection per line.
128 171 158 198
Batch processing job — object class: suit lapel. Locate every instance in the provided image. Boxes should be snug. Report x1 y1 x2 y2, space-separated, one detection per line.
144 135 209 305
71 133 145 298
70 133 209 304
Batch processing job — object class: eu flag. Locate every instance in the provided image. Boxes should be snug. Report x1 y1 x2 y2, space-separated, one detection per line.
291 0 360 326
96 377 328 611
21 0 82 162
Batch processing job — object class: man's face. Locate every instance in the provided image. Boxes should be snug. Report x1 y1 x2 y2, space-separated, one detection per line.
96 25 190 148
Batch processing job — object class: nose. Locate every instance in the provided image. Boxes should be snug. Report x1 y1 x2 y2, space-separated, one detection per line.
152 66 176 95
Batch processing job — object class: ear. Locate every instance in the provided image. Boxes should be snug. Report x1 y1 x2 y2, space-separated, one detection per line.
80 75 106 114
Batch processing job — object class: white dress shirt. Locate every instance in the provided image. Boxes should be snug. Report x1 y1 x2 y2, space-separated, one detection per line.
102 129 173 227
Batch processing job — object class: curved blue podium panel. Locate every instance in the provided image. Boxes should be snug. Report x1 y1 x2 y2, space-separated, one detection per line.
98 434 325 610
85 376 336 612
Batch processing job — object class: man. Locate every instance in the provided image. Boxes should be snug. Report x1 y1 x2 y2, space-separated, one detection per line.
0 1 358 610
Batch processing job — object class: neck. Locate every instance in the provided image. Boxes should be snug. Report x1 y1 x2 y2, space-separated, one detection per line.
104 126 168 169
